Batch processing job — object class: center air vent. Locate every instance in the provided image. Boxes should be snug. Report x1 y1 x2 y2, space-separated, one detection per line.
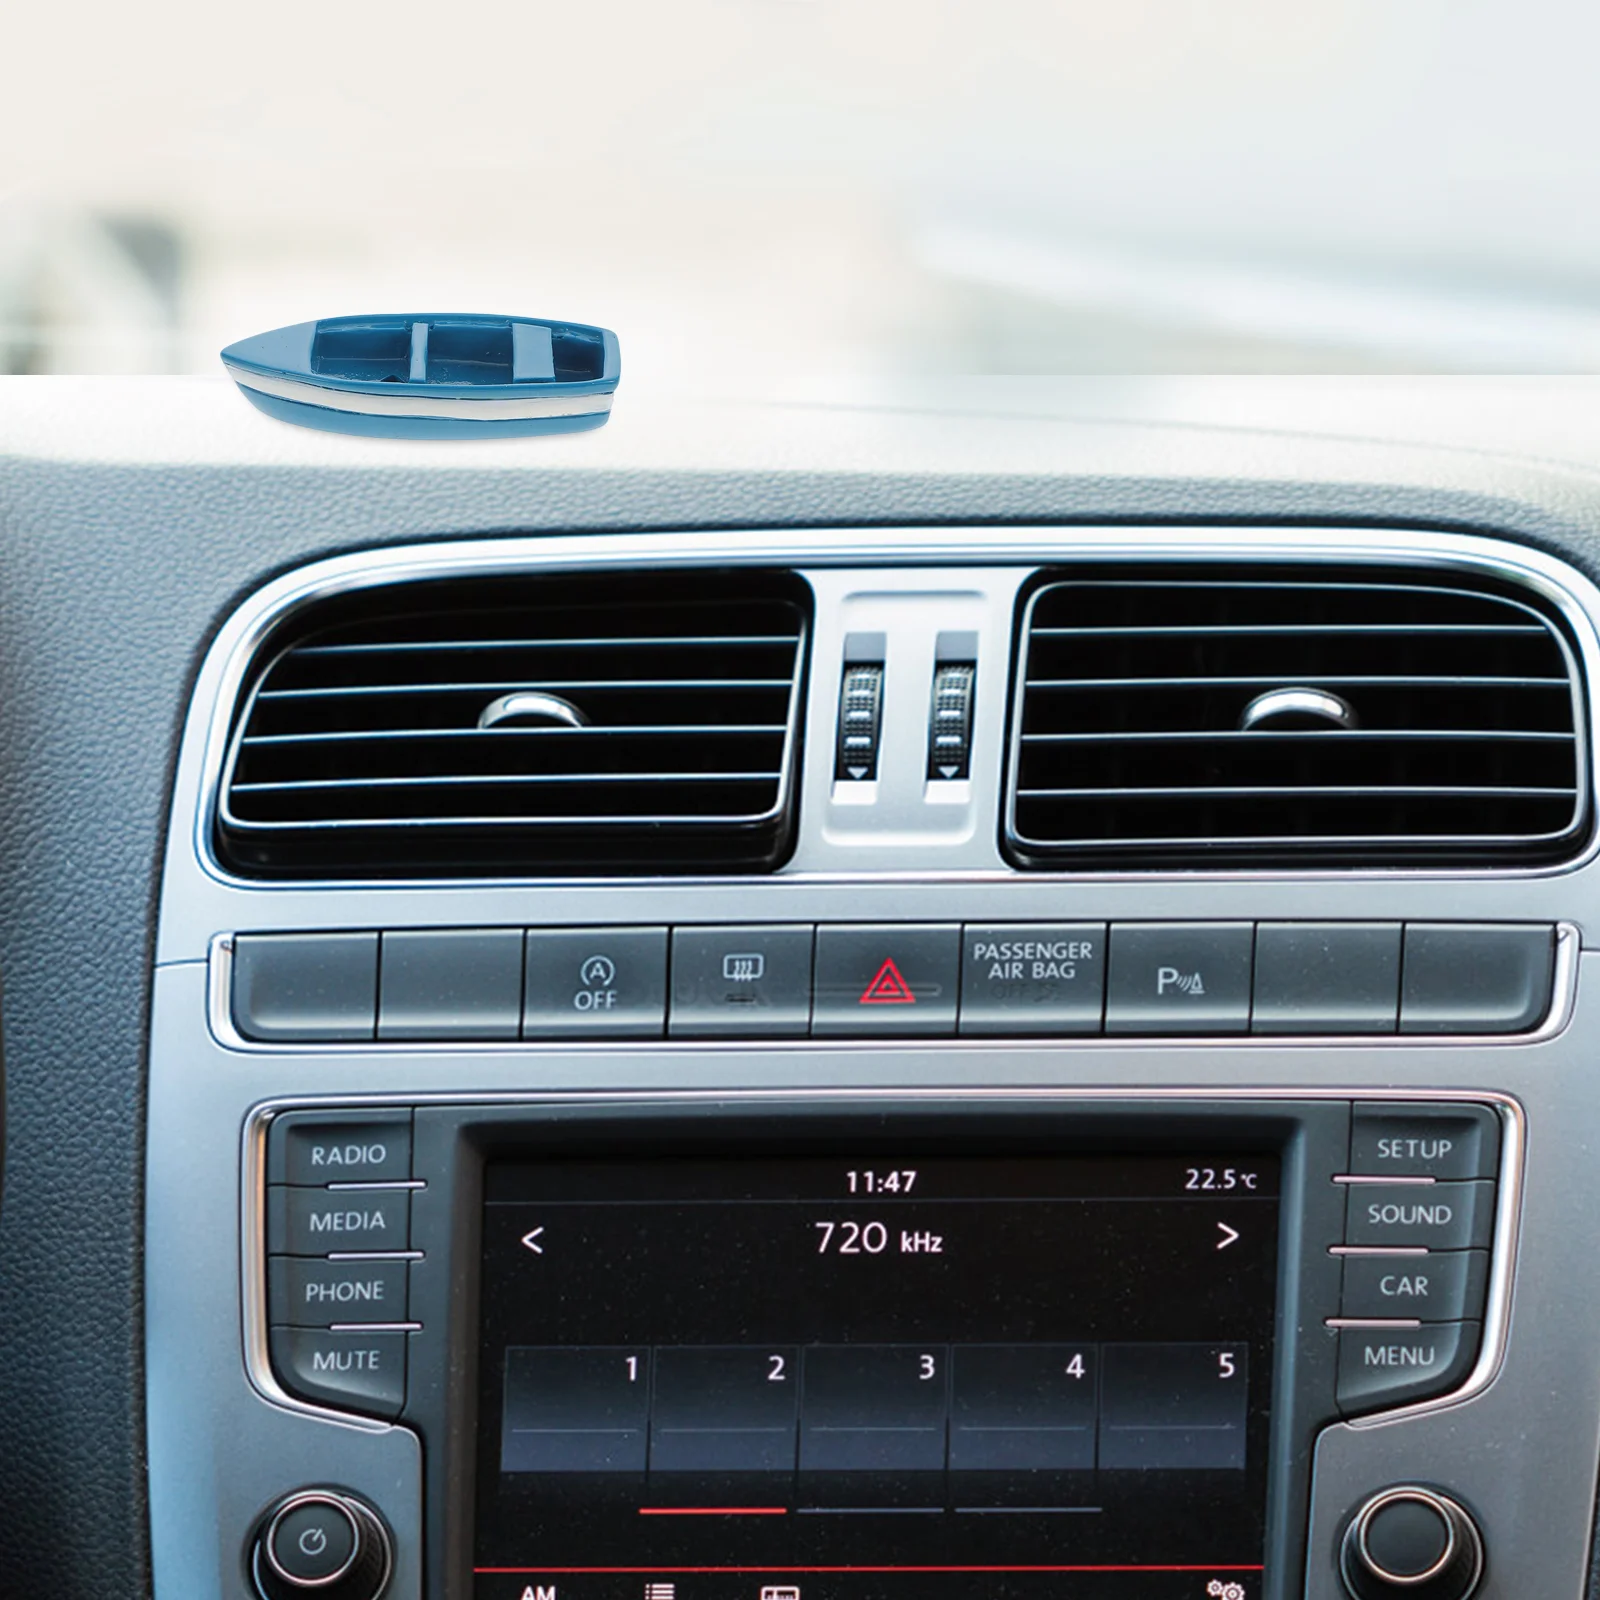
1006 565 1589 869
216 569 810 877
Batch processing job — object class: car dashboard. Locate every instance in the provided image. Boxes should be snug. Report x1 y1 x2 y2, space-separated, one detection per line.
5 374 1600 1600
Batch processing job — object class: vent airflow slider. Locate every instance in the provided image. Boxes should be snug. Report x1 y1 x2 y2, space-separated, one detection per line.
217 569 810 877
1006 565 1589 869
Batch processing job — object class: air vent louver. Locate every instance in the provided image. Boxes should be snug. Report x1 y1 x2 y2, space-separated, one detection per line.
1006 565 1589 869
217 569 810 877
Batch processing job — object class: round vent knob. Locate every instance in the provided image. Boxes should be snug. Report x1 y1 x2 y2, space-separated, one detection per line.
251 1489 393 1600
1340 1486 1483 1600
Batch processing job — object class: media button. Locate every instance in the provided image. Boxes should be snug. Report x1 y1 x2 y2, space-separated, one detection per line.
1344 1181 1494 1250
1105 923 1254 1034
1341 1251 1489 1322
1336 1321 1479 1414
269 1328 407 1418
1350 1105 1500 1180
268 1186 411 1256
669 926 814 1037
957 923 1106 1034
523 928 668 1039
811 925 960 1036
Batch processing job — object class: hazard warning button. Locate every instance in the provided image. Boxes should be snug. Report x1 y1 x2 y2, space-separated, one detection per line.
812 924 960 1036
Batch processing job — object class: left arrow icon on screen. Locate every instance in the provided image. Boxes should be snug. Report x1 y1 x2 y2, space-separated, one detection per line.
521 1227 546 1254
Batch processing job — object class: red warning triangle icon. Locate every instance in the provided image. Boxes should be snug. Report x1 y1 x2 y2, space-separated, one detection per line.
860 957 916 1005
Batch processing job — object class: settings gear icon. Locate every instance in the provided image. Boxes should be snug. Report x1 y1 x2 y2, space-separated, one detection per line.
1206 1584 1246 1600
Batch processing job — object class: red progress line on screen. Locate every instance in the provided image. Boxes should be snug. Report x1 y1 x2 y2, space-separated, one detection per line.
475 1564 1265 1575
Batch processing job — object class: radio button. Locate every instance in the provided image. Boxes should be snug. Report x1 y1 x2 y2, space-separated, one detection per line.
1336 1322 1479 1415
811 924 960 1036
1105 923 1254 1034
267 1110 412 1186
523 927 668 1038
269 1328 407 1418
268 1187 411 1256
1350 1106 1500 1180
1345 1182 1494 1250
958 923 1106 1035
268 1259 409 1328
669 925 814 1037
1341 1251 1489 1323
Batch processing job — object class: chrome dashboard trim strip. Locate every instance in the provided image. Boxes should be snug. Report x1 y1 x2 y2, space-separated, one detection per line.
206 921 1581 1053
183 525 1600 889
239 1087 1524 1434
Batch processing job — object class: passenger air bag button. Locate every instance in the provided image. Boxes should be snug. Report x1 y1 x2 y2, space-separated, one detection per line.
811 924 960 1036
523 927 667 1038
1350 1104 1500 1179
1250 922 1399 1034
1105 923 1253 1034
267 1186 411 1256
267 1109 412 1185
669 925 814 1037
232 932 379 1042
1336 1321 1478 1415
269 1328 407 1419
268 1259 409 1327
1400 922 1555 1034
1344 1181 1494 1249
378 928 523 1040
958 923 1107 1034
1341 1250 1489 1322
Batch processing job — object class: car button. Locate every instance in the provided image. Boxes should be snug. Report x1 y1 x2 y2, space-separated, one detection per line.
269 1328 408 1419
958 923 1106 1034
269 1259 409 1328
1250 922 1399 1034
232 932 379 1042
1350 1105 1500 1180
378 928 523 1040
268 1187 411 1256
1344 1181 1494 1249
669 925 814 1037
812 924 960 1036
1105 923 1253 1034
523 927 667 1038
1337 1321 1478 1415
1400 923 1555 1034
267 1109 412 1186
1341 1251 1489 1322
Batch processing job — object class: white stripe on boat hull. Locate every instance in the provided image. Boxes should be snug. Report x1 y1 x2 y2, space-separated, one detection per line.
223 367 613 421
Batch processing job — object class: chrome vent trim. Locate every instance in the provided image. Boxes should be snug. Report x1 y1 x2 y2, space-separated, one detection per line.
1005 566 1591 870
216 569 810 877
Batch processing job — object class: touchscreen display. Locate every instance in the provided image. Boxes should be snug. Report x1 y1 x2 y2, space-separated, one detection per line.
475 1154 1279 1600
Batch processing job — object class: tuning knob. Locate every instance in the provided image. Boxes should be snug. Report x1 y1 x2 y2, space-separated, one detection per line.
1340 1487 1484 1600
251 1489 393 1600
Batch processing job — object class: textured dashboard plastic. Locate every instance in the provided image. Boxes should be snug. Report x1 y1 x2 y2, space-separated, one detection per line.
9 373 1600 1600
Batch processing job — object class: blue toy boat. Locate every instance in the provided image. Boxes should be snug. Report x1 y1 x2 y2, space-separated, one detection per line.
220 314 620 439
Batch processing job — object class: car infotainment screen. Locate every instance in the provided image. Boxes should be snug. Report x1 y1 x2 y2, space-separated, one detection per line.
474 1153 1280 1600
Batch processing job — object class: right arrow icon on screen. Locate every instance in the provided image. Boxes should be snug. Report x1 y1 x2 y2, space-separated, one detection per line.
1216 1223 1240 1251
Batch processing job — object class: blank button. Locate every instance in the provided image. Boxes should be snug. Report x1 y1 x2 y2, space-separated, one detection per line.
1251 923 1400 1034
1400 923 1555 1034
378 928 523 1040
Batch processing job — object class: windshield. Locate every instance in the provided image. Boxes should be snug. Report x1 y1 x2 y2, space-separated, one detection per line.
5 0 1597 379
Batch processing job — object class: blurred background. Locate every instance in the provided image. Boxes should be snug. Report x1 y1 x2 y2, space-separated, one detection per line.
5 0 1600 380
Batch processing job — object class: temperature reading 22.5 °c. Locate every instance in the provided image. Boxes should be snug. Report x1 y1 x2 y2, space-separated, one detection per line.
846 1169 917 1194
1184 1167 1260 1192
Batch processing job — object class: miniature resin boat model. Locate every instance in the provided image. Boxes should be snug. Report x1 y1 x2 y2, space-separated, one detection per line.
220 313 620 438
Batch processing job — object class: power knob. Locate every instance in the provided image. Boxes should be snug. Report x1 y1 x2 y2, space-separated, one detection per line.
1340 1487 1484 1600
251 1489 394 1600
